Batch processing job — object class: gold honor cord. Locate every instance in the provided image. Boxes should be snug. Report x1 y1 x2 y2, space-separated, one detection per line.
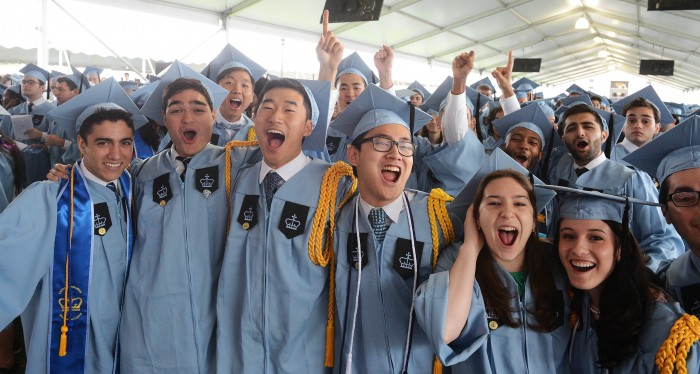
224 140 260 233
246 127 256 142
656 313 700 374
58 166 77 356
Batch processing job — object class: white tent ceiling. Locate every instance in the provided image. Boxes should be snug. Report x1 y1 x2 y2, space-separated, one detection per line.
3 0 700 92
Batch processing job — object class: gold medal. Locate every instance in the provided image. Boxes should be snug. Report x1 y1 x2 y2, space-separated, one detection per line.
242 222 250 230
354 263 360 270
98 227 106 236
489 320 499 330
159 200 166 207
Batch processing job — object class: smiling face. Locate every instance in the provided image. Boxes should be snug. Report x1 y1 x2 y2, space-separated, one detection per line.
336 73 366 113
475 177 535 272
504 127 543 171
348 124 413 207
78 120 134 182
217 69 254 122
623 106 660 147
558 218 618 301
563 112 608 166
662 168 700 254
254 87 312 169
163 89 216 157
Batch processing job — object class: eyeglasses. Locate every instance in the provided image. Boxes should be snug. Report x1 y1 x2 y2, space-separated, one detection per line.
21 80 39 86
359 136 415 157
667 191 700 207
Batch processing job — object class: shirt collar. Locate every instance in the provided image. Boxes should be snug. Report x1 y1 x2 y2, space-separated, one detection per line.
575 151 607 171
258 151 311 184
79 159 117 187
358 193 412 224
620 137 639 153
216 111 247 126
31 97 47 106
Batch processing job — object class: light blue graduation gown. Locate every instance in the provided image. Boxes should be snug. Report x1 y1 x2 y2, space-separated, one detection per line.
666 251 700 317
216 158 352 374
0 115 11 136
0 149 14 213
415 244 571 373
610 143 633 168
482 136 497 155
326 127 351 164
119 144 259 373
550 154 685 273
333 191 451 373
0 172 130 373
9 101 56 187
568 294 700 373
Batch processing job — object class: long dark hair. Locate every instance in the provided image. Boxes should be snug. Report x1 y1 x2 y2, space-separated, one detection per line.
560 220 660 369
472 169 560 331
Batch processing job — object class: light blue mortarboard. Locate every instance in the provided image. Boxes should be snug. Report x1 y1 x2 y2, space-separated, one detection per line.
50 70 66 80
447 148 556 220
664 102 688 117
565 84 588 96
335 51 378 86
9 74 22 85
492 102 562 150
470 77 496 93
201 44 267 82
129 80 159 109
611 85 674 126
554 95 594 119
395 89 416 101
298 79 331 153
119 81 140 92
515 91 528 100
591 106 626 154
83 66 104 78
624 115 700 185
6 85 20 95
61 73 91 94
407 80 431 100
330 84 432 141
20 63 50 83
465 86 490 114
47 77 148 141
513 77 540 92
488 100 502 112
141 60 229 126
524 98 556 118
420 76 453 115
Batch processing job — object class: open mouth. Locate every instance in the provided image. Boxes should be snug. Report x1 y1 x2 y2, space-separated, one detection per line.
570 260 596 272
183 130 197 142
497 226 518 246
513 153 528 164
229 98 242 110
266 129 285 149
575 139 589 151
381 165 401 183
345 100 354 106
104 162 122 170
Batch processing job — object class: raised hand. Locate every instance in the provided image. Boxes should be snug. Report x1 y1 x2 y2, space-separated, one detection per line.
316 9 344 82
492 50 515 98
452 51 475 94
374 45 394 89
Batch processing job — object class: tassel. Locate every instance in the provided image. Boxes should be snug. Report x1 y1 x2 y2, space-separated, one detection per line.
432 356 442 374
59 326 68 356
324 321 335 367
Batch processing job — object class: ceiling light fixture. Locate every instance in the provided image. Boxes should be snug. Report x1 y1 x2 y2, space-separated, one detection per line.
575 15 590 29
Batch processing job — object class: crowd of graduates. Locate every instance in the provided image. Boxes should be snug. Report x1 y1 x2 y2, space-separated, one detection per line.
0 10 699 374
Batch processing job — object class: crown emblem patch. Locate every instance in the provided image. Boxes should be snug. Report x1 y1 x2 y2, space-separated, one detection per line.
153 173 173 207
93 202 112 236
195 166 219 198
278 201 309 239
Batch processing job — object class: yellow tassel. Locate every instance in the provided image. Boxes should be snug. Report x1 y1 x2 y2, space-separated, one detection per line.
58 326 68 356
246 127 256 142
432 356 442 374
427 188 454 271
307 161 357 368
656 313 700 374
224 140 260 234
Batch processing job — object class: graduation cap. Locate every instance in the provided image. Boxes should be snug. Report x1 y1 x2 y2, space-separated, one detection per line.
556 189 660 230
624 115 700 185
50 70 66 80
565 84 588 96
298 79 331 153
129 80 159 109
407 80 431 101
492 102 562 151
512 77 540 92
83 66 104 78
664 102 689 117
69 66 92 94
201 44 267 83
420 76 453 116
330 84 432 141
5 85 21 96
119 80 140 92
395 88 416 100
8 74 22 85
611 85 674 126
554 95 595 119
335 51 378 86
448 148 556 221
525 98 556 118
141 60 229 126
47 77 148 142
470 77 495 93
20 63 50 84
465 86 490 114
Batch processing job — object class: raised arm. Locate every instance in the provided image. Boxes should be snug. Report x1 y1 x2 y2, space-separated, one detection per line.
316 10 344 83
492 50 519 115
374 45 394 90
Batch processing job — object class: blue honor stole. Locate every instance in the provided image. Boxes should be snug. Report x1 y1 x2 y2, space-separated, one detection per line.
50 161 133 373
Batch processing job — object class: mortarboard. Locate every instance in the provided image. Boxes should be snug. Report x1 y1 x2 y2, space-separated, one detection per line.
513 77 540 92
492 102 562 151
525 98 556 118
465 86 490 115
420 76 453 115
298 79 331 153
201 44 267 83
624 115 700 185
554 95 594 119
330 84 432 141
50 70 66 80
407 80 431 101
47 77 148 141
664 102 689 117
119 81 140 92
470 77 495 93
20 63 50 83
83 66 104 78
395 89 416 100
611 85 674 126
335 51 378 86
8 74 22 85
141 60 229 126
129 80 159 109
448 148 556 221
565 84 588 96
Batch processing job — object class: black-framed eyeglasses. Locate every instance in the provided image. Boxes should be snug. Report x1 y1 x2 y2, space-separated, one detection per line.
359 136 415 157
667 191 700 207
21 80 39 86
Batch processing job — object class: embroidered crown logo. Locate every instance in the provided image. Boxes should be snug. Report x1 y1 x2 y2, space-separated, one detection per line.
200 174 214 189
326 141 336 152
157 185 168 199
285 214 301 230
352 248 362 263
243 207 254 222
94 214 107 228
399 252 414 270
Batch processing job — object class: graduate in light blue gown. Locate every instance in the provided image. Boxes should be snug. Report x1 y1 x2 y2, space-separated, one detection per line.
328 80 457 373
118 63 243 373
549 103 684 274
216 78 355 374
556 192 700 374
0 132 24 213
47 72 91 166
0 87 146 373
624 116 700 317
414 150 568 373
